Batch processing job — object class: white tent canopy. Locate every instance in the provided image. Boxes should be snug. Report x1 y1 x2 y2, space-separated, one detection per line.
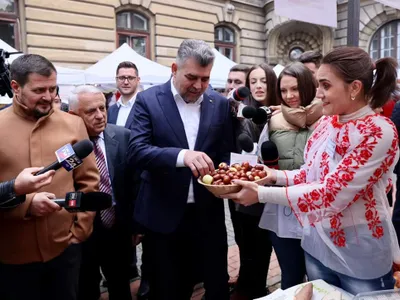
210 48 237 89
85 43 171 87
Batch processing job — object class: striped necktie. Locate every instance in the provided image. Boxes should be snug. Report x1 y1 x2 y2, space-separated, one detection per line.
91 136 115 228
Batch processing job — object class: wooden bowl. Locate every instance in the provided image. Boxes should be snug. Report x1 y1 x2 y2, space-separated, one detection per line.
197 165 270 197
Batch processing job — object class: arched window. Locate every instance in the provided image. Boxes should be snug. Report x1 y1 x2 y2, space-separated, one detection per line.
215 26 235 61
0 0 19 49
117 11 150 58
369 20 400 65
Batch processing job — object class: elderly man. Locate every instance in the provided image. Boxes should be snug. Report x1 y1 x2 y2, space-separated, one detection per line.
68 86 134 300
127 39 234 300
0 54 99 300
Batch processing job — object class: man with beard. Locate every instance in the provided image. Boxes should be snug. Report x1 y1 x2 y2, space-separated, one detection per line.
108 61 141 128
0 54 99 300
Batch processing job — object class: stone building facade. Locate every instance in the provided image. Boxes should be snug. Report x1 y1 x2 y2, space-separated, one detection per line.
1 0 400 69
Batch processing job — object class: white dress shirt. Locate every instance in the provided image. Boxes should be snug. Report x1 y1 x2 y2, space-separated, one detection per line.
116 94 137 127
172 81 203 204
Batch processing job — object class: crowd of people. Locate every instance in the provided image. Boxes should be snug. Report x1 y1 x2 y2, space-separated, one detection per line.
0 38 400 300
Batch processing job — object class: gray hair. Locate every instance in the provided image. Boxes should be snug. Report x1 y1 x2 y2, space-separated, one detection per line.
68 85 103 112
176 39 215 68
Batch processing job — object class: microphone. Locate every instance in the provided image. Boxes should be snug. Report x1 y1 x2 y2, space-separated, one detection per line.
53 191 112 212
228 86 250 102
242 106 272 125
228 87 250 118
242 106 257 119
36 139 93 175
260 141 279 169
254 107 273 124
238 133 257 155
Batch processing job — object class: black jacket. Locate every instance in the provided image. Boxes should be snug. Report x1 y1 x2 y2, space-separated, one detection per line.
0 179 25 209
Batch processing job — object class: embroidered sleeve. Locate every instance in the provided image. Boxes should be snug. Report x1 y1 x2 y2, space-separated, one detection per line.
285 119 398 226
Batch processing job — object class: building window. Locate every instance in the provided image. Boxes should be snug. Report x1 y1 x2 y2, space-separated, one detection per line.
0 0 19 49
215 26 235 61
117 11 150 58
369 20 400 65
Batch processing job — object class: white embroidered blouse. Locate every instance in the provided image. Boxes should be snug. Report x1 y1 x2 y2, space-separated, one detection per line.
259 105 400 279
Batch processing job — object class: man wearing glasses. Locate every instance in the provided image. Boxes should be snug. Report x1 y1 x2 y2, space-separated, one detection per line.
108 61 141 128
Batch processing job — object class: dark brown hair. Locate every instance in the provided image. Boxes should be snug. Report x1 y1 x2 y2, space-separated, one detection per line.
322 47 398 109
298 51 323 68
116 61 139 76
277 62 316 107
245 63 279 108
11 54 56 87
230 64 250 75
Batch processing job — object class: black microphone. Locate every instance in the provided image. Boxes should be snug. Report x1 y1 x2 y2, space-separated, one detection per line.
242 106 257 119
260 141 279 169
230 86 250 101
36 139 93 175
229 87 250 118
253 107 273 125
238 133 254 153
53 191 112 212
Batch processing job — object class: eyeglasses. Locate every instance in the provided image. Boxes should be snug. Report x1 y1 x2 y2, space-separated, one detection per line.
116 76 137 82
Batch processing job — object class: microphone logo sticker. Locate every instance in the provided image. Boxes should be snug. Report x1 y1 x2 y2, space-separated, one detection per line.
68 199 76 207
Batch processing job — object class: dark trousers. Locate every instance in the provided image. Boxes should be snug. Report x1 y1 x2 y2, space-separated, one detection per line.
235 212 272 298
392 175 400 247
0 243 81 300
78 219 132 300
146 205 229 300
228 199 243 247
268 231 306 289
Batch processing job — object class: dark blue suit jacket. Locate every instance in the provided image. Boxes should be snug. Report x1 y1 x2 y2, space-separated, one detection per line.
127 81 234 234
107 100 137 129
103 124 135 230
107 103 120 126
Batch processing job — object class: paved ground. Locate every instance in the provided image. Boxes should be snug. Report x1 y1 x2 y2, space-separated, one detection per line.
100 200 282 299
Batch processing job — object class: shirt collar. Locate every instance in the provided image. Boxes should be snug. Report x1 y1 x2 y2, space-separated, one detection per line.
91 132 104 141
170 80 204 105
116 93 136 108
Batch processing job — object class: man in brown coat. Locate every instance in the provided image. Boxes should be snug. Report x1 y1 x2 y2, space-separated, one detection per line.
0 54 99 300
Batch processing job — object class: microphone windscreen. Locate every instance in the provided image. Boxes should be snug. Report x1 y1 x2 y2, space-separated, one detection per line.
242 106 257 119
80 192 112 211
72 139 94 159
252 108 269 124
238 133 254 153
235 87 250 100
260 141 279 166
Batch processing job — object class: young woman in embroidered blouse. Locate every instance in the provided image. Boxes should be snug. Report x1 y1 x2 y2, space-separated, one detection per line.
221 47 400 295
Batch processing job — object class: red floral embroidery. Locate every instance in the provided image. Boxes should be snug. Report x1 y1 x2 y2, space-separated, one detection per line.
329 213 346 247
305 117 330 159
335 126 350 156
293 170 307 185
296 115 398 247
319 152 330 181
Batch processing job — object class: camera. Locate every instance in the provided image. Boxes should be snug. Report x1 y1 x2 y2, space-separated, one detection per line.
0 49 13 98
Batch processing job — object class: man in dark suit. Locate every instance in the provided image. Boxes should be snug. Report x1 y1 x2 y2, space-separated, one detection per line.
68 85 134 300
108 61 141 128
127 39 234 300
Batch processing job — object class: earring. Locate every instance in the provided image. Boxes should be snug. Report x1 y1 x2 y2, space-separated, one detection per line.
351 96 355 101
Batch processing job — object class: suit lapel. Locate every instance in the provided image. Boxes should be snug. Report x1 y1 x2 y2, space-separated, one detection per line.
195 92 214 150
158 81 189 148
103 126 119 182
